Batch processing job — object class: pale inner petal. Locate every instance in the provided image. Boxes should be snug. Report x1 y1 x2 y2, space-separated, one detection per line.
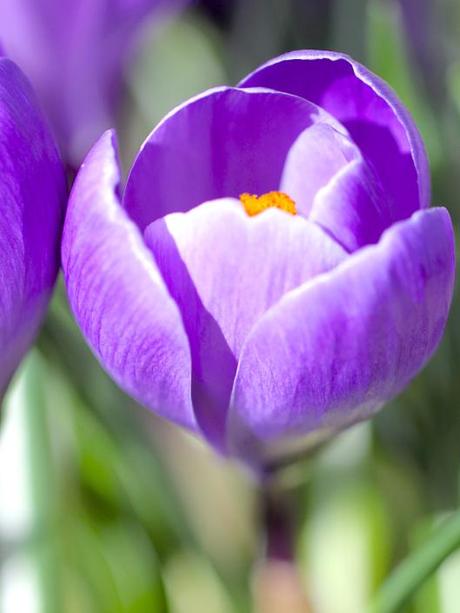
144 198 347 449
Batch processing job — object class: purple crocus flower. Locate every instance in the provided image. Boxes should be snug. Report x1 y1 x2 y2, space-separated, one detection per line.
0 0 188 167
0 56 66 395
62 50 455 470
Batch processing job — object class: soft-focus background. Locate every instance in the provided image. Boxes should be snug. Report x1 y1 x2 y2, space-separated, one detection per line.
1 1 460 611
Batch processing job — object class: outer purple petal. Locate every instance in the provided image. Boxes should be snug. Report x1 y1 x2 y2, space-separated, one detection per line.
0 58 65 394
61 130 196 431
123 86 346 231
239 50 430 223
0 0 188 165
229 207 455 467
144 198 346 450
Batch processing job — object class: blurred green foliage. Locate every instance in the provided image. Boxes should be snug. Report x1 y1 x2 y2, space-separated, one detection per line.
2 1 460 612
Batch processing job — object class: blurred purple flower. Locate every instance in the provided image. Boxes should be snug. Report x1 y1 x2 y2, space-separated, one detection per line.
62 50 455 470
0 0 188 167
0 57 66 395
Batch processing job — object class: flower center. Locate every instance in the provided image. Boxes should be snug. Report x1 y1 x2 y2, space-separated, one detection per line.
239 191 297 217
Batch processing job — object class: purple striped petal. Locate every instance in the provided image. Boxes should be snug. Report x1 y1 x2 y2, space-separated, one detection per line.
0 58 65 393
229 207 455 466
62 130 196 431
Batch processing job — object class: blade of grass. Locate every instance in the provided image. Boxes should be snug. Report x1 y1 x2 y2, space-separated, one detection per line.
370 510 460 613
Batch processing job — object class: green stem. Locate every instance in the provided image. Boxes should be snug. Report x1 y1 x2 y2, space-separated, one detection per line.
370 509 460 613
254 475 311 613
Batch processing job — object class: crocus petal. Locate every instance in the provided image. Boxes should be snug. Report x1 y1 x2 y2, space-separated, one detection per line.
0 58 65 393
144 198 346 449
124 86 346 231
309 158 390 252
62 130 196 430
279 122 358 212
239 50 429 223
229 207 455 466
280 120 391 251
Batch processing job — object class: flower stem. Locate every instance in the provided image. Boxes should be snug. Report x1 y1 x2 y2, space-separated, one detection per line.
262 481 297 562
252 474 312 613
370 509 460 613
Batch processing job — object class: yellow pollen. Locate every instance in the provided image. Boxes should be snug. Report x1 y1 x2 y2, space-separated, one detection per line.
239 191 297 217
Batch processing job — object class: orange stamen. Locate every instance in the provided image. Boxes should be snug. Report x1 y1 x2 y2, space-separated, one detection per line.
239 191 297 217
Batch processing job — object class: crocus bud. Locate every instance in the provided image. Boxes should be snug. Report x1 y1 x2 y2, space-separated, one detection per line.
62 51 455 472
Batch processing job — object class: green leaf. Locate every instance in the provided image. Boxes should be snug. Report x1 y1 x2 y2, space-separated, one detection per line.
370 510 460 613
0 352 61 613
